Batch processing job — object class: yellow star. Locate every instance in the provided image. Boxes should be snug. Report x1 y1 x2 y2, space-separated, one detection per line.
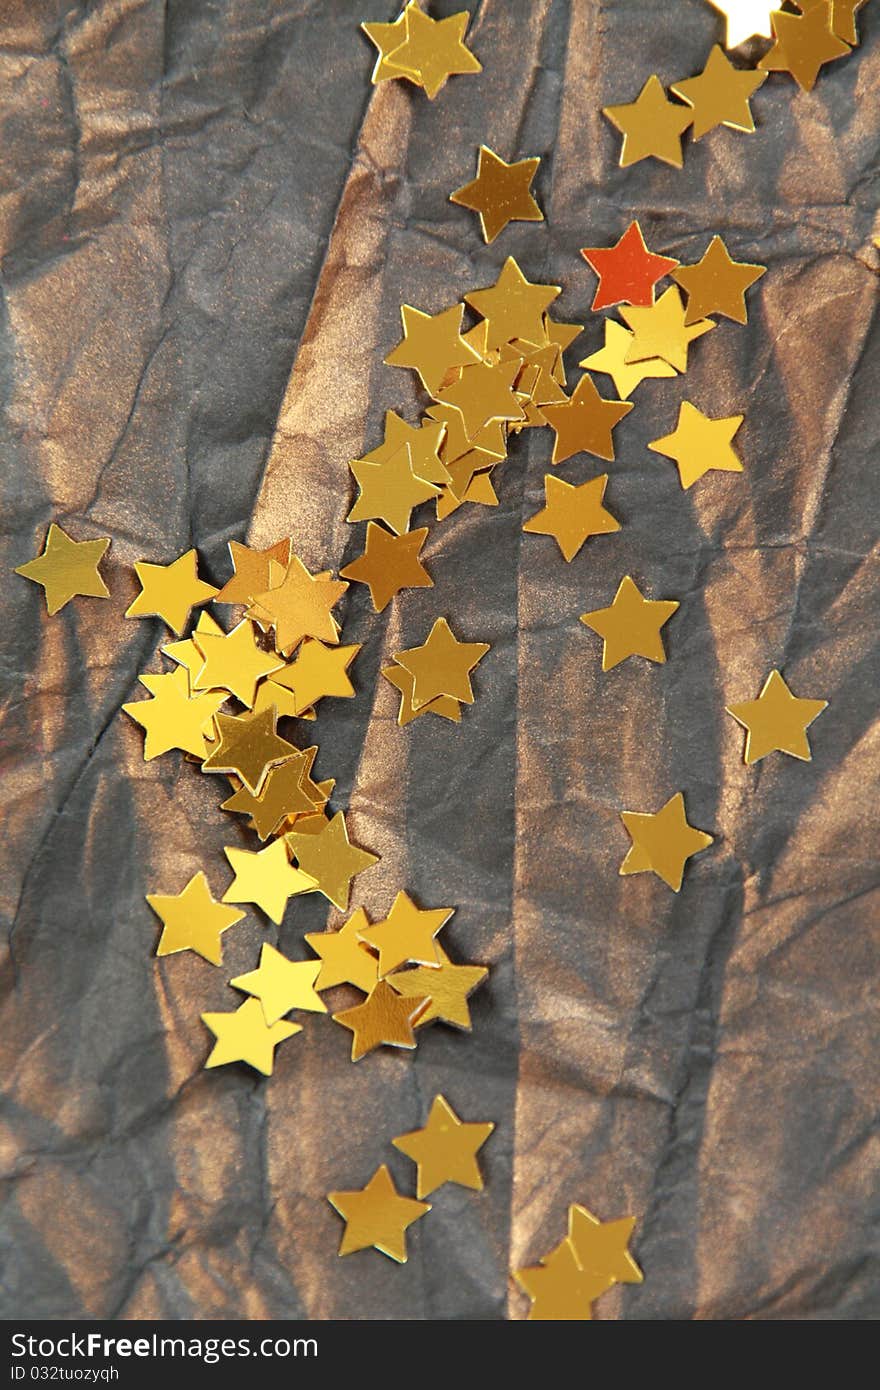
382 663 463 726
202 997 300 1076
162 611 224 691
358 411 450 486
539 374 633 465
515 1239 614 1320
341 522 434 613
603 74 693 169
671 45 766 141
252 555 347 657
465 257 561 351
388 4 482 100
648 401 745 489
393 1095 495 1198
523 474 620 562
15 523 110 615
213 538 291 605
222 838 316 925
122 666 226 760
348 442 441 536
621 286 715 373
332 980 429 1061
801 0 867 47
286 810 379 911
269 639 360 715
231 942 326 1025
385 303 482 395
727 669 828 763
190 617 283 707
671 235 766 325
358 890 452 975
567 1206 644 1284
437 358 526 440
125 548 217 635
221 751 325 840
328 1164 431 1262
361 6 421 85
202 706 298 795
758 4 850 90
580 575 679 672
620 792 714 891
394 616 490 710
449 145 543 244
706 1 775 48
388 945 488 1030
305 907 380 993
580 320 677 400
146 870 245 965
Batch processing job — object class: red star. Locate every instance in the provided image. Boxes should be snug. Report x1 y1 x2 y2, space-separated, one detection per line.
580 220 678 312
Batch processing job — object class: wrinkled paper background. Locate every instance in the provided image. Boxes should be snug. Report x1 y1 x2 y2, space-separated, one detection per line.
2 0 879 1320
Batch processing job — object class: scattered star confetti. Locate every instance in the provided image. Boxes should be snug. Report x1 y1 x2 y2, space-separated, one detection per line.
221 749 330 840
332 979 429 1061
392 616 490 710
202 706 299 795
231 943 326 1024
389 945 488 1030
515 1240 614 1321
213 538 291 605
464 256 561 352
348 441 441 536
202 997 301 1076
122 666 226 761
671 45 766 140
328 1164 431 1262
648 401 745 489
580 320 677 400
222 839 317 925
726 669 828 762
192 617 284 707
358 889 452 975
251 554 347 656
620 286 716 373
672 235 766 326
580 575 680 672
305 907 381 994
382 662 463 726
568 1206 644 1284
15 523 111 615
146 870 245 966
603 74 693 169
125 548 218 635
449 145 544 244
385 3 482 100
270 639 360 715
620 791 714 891
385 303 482 396
581 221 678 312
361 6 421 85
523 474 621 562
286 810 379 911
392 1095 494 1198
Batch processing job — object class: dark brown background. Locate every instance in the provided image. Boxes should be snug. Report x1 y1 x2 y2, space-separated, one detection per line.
2 0 878 1320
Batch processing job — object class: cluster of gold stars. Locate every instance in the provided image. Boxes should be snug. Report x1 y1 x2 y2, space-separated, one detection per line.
362 1 480 100
515 1205 643 1320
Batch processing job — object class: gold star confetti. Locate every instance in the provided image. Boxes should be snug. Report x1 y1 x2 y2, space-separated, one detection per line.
382 663 463 726
648 402 745 489
202 997 300 1076
222 839 316 925
580 575 680 672
332 979 429 1061
393 616 490 710
361 7 421 85
341 522 433 613
125 548 218 635
706 1 775 47
122 666 226 761
437 357 526 439
231 943 326 1024
671 235 766 325
358 411 450 486
515 1240 614 1321
305 907 381 994
523 474 620 562
221 750 329 840
671 46 766 141
15 523 110 615
385 303 482 395
202 706 298 795
386 3 482 100
358 890 452 975
162 610 224 691
393 1095 495 1198
146 870 245 966
539 374 633 464
449 145 543 244
213 538 291 605
464 256 561 352
388 945 487 1030
726 669 828 763
191 617 284 707
580 320 677 400
603 74 693 169
286 810 379 911
568 1205 644 1284
270 639 360 715
252 554 347 657
328 1164 431 1262
758 3 851 90
620 286 716 373
620 792 714 892
799 0 867 47
348 442 441 536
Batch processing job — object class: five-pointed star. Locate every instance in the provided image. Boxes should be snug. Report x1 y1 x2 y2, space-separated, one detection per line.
465 257 561 351
438 358 526 439
191 617 284 707
671 235 766 325
286 810 379 910
706 1 776 47
359 412 451 486
603 74 693 169
348 442 441 536
727 669 828 763
271 639 360 714
358 890 452 975
394 616 490 710
222 838 316 925
361 6 421 84
580 320 677 400
515 1239 614 1320
580 221 678 311
122 666 226 760
231 943 326 1025
202 706 298 795
221 751 324 839
305 907 380 993
449 145 544 243
567 1206 644 1284
202 997 300 1076
621 286 715 372
213 538 291 605
523 473 621 562
580 575 680 672
382 662 463 726
328 1164 431 1262
758 3 850 90
385 303 482 395
341 522 433 613
252 555 347 656
388 5 482 100
393 1095 495 1198
620 791 714 892
15 523 111 615
125 548 218 635
388 945 488 1029
649 401 745 489
146 870 245 965
540 373 633 465
671 45 767 141
333 979 429 1061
